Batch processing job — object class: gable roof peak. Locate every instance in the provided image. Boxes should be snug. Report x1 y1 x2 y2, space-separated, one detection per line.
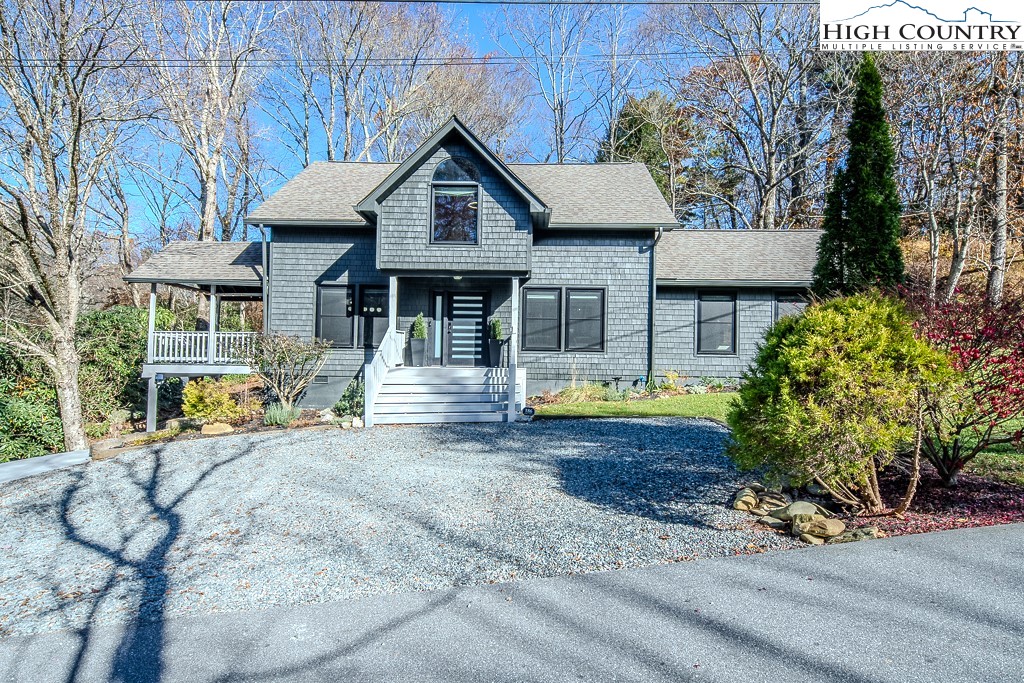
354 117 548 222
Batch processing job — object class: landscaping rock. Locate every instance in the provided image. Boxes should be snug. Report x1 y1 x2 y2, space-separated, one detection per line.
757 517 788 529
319 409 336 423
351 417 364 429
746 482 767 493
799 533 825 545
828 527 883 544
769 501 818 521
733 487 759 511
340 421 352 430
805 482 829 497
90 438 125 462
201 422 234 436
795 518 847 539
163 417 199 431
750 508 769 517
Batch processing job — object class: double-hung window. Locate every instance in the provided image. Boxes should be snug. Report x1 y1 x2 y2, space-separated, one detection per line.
522 288 561 351
697 292 736 355
317 285 355 348
565 289 605 352
774 291 808 322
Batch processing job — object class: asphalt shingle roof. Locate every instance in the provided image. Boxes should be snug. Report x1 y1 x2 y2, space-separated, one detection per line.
656 229 822 284
246 161 677 227
125 241 263 286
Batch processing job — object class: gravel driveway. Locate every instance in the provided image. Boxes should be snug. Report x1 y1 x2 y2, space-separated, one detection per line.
0 418 795 638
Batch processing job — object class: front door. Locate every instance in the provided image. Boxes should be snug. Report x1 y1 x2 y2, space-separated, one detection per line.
445 292 487 367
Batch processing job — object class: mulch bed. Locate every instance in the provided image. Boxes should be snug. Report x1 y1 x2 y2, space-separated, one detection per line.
871 466 1024 537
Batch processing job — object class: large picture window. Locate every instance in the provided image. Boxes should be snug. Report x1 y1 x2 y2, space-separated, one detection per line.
431 157 480 244
697 292 736 355
317 285 354 348
522 288 561 351
565 289 605 352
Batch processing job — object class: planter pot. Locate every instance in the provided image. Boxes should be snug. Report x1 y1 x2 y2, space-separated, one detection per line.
488 339 503 367
410 338 426 367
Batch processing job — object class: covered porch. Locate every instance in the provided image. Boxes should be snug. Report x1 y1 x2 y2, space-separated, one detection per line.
364 274 525 426
124 241 266 431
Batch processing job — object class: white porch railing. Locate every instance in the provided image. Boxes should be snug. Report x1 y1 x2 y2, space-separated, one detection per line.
151 330 257 365
363 327 406 428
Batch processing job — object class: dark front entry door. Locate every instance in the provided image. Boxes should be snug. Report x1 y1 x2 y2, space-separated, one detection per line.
445 292 487 367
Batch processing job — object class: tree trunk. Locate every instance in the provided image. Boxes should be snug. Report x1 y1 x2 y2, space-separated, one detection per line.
988 53 1008 307
52 335 88 452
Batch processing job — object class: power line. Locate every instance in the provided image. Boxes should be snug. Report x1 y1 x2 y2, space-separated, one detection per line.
1 50 763 67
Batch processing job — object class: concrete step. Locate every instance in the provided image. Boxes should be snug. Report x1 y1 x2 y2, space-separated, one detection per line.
378 383 510 395
388 367 510 379
374 402 508 415
373 412 507 425
374 392 510 404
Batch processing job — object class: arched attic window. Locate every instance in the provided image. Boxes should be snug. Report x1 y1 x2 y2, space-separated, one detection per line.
431 157 481 244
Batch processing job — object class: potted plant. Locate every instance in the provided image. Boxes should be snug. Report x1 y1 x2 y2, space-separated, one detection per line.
488 318 503 367
410 313 427 367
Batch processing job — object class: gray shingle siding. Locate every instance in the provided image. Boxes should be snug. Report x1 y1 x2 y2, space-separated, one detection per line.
377 139 531 273
521 232 653 393
654 287 775 382
269 226 382 407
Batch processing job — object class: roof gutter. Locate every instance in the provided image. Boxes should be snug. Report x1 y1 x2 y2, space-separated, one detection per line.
656 279 813 288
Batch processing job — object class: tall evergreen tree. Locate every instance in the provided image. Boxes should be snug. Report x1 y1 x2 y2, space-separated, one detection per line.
813 54 904 297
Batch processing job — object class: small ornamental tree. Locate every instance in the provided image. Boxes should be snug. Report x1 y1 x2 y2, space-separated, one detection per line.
905 286 1024 486
813 53 904 297
247 333 331 410
728 293 950 514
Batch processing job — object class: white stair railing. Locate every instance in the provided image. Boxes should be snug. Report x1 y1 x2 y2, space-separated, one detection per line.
364 327 405 428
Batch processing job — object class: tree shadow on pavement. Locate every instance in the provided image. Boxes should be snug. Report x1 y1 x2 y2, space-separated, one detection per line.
56 441 256 683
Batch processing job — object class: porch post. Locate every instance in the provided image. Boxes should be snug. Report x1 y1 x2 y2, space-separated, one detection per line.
146 375 158 433
207 285 218 364
388 276 398 330
508 277 519 423
147 283 157 364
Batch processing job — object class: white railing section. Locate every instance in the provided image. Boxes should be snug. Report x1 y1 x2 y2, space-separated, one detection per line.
151 330 257 365
364 327 405 428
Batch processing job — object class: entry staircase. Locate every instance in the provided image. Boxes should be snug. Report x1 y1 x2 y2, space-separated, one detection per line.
371 367 524 424
363 328 525 426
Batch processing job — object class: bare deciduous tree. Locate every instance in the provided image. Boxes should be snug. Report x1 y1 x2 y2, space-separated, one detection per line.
492 3 601 163
0 0 143 450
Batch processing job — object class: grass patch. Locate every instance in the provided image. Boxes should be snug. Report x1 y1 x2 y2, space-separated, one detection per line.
966 442 1024 487
533 392 737 423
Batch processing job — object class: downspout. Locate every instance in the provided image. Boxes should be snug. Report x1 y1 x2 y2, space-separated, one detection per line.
647 227 665 388
259 224 269 333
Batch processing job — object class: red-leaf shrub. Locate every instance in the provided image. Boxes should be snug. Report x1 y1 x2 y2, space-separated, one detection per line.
904 286 1024 486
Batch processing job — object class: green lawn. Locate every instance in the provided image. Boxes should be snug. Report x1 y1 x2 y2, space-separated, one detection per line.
967 447 1024 487
533 392 737 423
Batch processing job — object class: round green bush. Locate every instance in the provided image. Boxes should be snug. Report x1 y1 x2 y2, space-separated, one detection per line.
727 293 949 513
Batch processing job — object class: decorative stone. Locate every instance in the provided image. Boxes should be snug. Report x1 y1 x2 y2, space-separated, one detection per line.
201 422 234 436
163 418 199 431
351 417 364 429
769 501 818 521
733 487 759 511
805 482 828 497
319 408 336 423
799 533 825 545
795 518 846 538
757 517 788 529
90 438 125 461
827 527 882 544
341 421 352 430
746 482 767 493
749 508 769 517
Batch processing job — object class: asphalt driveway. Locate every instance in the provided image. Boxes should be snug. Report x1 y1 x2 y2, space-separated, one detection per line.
1 523 1020 682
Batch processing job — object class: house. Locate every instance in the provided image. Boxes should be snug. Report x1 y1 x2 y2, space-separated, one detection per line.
126 117 819 429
